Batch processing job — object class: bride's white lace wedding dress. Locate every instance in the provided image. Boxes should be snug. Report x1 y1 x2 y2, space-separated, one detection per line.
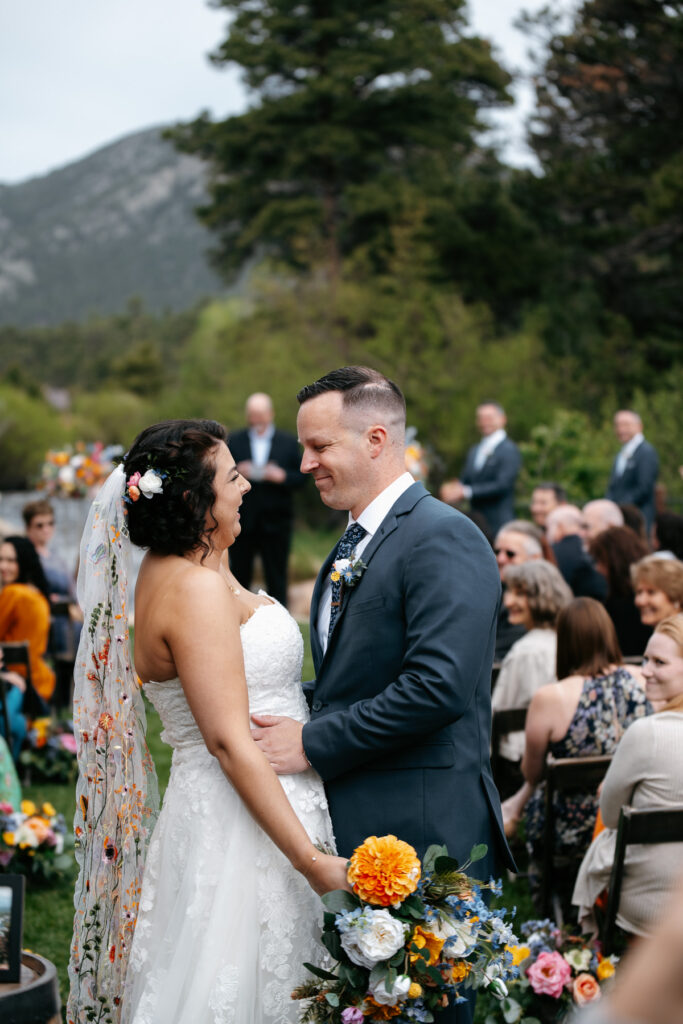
122 598 335 1024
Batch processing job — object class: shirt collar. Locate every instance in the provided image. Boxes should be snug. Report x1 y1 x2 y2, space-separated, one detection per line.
621 432 643 457
249 423 275 442
349 472 415 537
480 428 506 450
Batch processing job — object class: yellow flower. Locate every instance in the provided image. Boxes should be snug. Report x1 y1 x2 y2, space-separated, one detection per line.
42 802 57 818
408 982 422 998
410 926 445 965
597 960 615 981
2 831 15 846
506 944 531 967
449 960 472 983
21 800 37 816
348 835 421 906
330 571 341 582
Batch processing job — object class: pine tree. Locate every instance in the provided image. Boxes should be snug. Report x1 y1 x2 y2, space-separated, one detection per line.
170 0 512 278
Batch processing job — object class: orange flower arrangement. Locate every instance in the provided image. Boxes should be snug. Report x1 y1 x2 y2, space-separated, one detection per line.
364 997 403 1020
410 925 444 965
347 834 421 906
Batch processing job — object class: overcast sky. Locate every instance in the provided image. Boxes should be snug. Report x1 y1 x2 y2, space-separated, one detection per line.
0 0 557 185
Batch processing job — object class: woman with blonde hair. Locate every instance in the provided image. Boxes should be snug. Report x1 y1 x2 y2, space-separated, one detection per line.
631 555 683 627
573 614 683 937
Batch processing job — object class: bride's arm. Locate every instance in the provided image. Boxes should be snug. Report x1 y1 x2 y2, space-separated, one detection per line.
166 569 348 896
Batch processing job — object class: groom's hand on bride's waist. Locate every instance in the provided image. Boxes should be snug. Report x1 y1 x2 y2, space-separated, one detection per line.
251 714 308 774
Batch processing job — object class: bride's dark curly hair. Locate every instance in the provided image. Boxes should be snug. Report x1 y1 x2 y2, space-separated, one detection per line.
122 419 227 559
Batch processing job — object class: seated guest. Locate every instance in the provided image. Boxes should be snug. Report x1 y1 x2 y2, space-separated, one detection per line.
546 505 608 600
590 526 652 656
492 562 572 796
22 498 80 655
493 520 553 659
502 599 650 900
0 536 55 704
530 482 567 531
582 499 624 543
573 614 683 938
652 511 683 560
619 502 648 545
631 555 683 628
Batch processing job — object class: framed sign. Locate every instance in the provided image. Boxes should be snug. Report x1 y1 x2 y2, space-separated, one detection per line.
0 874 24 983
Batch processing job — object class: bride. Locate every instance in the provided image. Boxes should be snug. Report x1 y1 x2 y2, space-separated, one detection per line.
68 419 347 1024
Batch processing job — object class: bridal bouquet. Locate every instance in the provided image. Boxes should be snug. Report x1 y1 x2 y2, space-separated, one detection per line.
0 799 73 881
293 835 517 1022
477 918 618 1023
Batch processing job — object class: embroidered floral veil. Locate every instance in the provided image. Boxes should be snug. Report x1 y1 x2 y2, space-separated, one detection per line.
68 464 159 1023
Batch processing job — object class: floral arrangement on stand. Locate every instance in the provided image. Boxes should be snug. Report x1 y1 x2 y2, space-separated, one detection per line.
404 429 429 485
40 443 123 498
19 716 78 784
479 918 618 1024
0 799 73 882
293 835 517 1022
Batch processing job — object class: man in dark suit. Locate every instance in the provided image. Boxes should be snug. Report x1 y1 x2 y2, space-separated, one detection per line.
546 505 607 600
251 367 513 1022
606 410 659 532
440 402 521 535
228 392 306 606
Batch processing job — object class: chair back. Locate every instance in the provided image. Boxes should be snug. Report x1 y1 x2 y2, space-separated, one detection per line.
490 661 503 694
491 706 528 784
0 642 42 718
602 804 683 954
541 753 613 921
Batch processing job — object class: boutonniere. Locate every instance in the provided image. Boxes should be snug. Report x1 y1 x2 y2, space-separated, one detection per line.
330 556 367 588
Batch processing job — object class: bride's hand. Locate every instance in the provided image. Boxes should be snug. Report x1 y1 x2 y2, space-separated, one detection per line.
304 854 352 897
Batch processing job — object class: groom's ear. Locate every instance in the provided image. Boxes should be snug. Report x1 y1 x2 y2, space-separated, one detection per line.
367 424 388 458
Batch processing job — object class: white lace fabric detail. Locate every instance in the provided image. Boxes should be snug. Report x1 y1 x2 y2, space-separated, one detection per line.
122 600 335 1024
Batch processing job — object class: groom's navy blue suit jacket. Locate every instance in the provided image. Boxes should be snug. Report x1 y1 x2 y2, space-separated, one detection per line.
302 482 514 877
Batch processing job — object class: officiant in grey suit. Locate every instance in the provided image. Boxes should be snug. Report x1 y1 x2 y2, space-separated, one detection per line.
251 367 512 1022
440 402 521 535
606 409 659 531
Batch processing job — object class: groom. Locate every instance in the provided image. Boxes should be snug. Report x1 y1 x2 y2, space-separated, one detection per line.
252 367 512 1014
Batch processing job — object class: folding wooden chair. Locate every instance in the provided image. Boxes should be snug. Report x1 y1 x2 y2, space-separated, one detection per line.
541 753 613 922
601 804 683 954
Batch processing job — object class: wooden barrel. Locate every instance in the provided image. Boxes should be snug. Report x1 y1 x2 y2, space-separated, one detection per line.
0 952 61 1024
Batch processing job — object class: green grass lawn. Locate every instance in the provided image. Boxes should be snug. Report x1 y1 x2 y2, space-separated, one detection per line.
19 621 532 1020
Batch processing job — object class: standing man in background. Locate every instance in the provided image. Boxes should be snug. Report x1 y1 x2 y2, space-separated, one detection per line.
606 410 659 532
229 392 306 606
440 402 521 535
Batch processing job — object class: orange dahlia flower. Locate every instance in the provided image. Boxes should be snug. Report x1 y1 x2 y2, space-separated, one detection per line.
410 926 445 965
348 834 421 906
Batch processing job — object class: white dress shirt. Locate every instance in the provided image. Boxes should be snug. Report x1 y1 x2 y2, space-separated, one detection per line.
615 431 644 476
316 471 415 655
248 424 275 475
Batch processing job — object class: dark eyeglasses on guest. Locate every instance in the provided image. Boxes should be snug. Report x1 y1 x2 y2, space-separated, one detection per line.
494 548 517 559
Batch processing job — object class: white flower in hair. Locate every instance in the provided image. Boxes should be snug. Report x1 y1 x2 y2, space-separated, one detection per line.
138 469 164 499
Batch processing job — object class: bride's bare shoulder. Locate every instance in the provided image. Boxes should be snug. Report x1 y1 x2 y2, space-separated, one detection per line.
136 553 230 615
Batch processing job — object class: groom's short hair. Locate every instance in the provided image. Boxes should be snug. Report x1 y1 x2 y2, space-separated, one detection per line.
297 367 406 442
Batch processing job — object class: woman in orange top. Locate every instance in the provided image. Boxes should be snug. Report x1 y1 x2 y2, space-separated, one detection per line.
0 535 55 703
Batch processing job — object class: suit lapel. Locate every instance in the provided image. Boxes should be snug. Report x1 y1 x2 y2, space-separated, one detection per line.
322 483 429 655
310 545 338 673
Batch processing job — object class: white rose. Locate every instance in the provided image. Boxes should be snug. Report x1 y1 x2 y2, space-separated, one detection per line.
14 824 40 848
138 470 164 499
58 465 76 485
334 558 351 572
369 974 412 1006
340 909 407 969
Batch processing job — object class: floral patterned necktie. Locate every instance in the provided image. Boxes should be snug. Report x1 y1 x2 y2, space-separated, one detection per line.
328 522 367 640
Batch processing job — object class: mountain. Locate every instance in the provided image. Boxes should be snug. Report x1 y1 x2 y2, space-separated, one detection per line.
0 127 227 326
